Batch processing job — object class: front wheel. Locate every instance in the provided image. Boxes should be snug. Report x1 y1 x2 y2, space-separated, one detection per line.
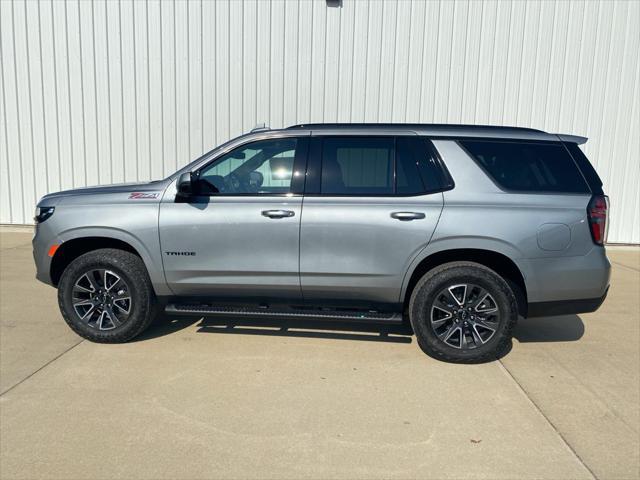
58 248 159 343
409 261 518 363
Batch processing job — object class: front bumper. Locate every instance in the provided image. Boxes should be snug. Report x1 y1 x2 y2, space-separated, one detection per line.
32 223 57 286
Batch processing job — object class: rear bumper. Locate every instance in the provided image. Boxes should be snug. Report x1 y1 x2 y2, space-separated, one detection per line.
527 287 609 318
519 246 611 304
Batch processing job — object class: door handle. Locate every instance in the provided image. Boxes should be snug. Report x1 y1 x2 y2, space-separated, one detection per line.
390 211 426 221
262 209 295 219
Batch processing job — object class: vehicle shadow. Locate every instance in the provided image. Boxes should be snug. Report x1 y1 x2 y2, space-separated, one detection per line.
513 314 585 342
138 314 414 344
138 313 585 347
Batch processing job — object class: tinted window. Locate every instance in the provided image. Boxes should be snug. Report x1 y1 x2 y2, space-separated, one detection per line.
565 143 603 194
461 140 589 193
396 137 444 194
198 138 298 195
321 137 394 194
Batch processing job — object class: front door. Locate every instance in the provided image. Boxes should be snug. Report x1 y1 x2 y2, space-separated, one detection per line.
300 136 445 307
159 136 308 300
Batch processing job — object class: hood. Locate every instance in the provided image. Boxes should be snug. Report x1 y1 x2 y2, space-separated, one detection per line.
38 180 170 206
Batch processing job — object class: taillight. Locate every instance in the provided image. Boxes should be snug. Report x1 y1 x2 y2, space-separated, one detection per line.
587 195 609 246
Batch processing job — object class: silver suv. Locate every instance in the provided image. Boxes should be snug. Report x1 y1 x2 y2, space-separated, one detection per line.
33 124 611 363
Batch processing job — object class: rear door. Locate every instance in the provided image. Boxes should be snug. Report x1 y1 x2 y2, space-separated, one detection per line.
299 135 446 307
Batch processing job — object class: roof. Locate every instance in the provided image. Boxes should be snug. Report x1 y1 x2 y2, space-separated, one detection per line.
283 123 586 143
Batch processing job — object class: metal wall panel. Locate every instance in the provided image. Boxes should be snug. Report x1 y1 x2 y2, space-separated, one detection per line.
1 0 638 243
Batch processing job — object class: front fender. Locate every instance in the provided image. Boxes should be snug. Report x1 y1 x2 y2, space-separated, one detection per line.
56 226 170 296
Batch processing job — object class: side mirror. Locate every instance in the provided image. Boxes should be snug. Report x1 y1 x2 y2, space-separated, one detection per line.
177 172 193 197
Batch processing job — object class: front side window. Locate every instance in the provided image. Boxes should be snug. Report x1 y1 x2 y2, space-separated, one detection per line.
460 140 590 193
197 138 299 195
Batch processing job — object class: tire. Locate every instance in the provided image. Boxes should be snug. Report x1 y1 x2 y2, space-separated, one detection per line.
409 261 517 363
58 248 159 343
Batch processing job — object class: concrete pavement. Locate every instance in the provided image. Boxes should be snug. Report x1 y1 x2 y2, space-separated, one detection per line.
1 231 638 479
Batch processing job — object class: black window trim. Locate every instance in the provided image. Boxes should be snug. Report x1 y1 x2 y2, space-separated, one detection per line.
423 137 455 193
456 138 593 196
304 135 454 197
562 141 603 195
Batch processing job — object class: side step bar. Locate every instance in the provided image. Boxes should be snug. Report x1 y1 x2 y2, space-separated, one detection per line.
165 304 404 324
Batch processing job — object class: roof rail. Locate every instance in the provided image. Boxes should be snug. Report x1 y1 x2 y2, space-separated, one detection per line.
286 123 546 133
251 123 270 133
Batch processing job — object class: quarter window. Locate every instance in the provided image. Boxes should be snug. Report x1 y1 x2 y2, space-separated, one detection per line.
460 140 590 193
565 143 603 194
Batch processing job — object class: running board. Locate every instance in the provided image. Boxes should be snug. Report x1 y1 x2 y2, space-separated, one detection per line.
165 304 403 324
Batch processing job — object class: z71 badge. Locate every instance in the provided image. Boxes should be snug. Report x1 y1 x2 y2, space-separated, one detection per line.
129 192 159 199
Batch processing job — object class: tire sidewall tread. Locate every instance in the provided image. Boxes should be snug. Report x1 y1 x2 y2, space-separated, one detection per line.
409 261 518 363
57 248 157 343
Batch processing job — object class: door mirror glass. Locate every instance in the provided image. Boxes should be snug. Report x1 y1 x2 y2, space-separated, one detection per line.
177 172 193 197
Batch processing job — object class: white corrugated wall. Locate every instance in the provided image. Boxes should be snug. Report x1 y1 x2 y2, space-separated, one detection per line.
1 0 639 243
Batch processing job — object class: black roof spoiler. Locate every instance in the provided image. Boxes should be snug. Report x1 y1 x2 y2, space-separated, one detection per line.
556 134 588 145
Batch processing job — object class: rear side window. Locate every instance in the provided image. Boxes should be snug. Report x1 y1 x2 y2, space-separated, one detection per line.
318 136 448 196
320 137 394 195
460 140 590 193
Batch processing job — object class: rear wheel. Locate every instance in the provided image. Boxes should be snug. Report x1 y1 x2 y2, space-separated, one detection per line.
409 261 517 363
58 248 158 343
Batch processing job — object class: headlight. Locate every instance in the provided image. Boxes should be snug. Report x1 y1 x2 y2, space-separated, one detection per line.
34 206 55 223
